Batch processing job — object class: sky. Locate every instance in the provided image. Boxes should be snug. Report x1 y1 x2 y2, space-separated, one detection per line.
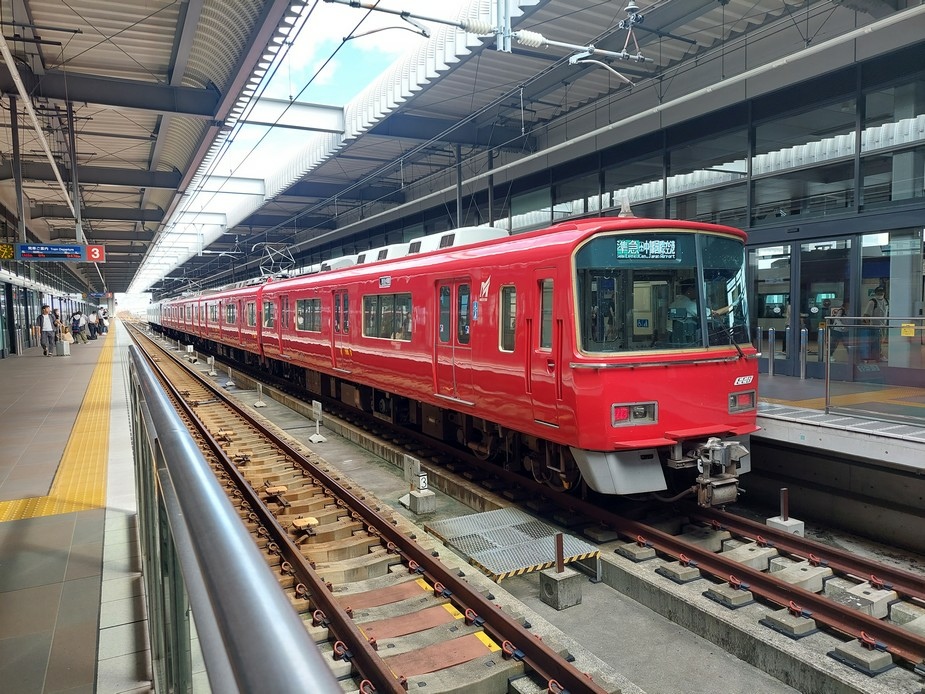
128 0 474 299
220 0 473 172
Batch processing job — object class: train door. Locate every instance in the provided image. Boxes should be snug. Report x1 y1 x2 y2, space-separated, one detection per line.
528 269 559 426
433 280 473 404
330 290 351 372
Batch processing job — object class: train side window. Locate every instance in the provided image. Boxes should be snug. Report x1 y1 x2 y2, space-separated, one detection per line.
263 300 275 329
296 298 321 332
334 294 341 333
539 279 553 349
439 286 451 342
225 303 237 324
246 302 256 327
457 284 471 345
342 293 350 333
500 285 516 351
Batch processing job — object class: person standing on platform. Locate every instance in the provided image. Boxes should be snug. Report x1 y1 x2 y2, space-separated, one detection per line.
52 308 63 343
862 286 889 362
71 311 88 344
86 309 99 339
34 305 56 356
828 301 848 361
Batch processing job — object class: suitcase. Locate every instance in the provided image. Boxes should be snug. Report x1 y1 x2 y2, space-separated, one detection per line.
55 340 71 357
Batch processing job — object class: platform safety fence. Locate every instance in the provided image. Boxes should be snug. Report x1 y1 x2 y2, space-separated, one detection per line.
128 346 341 694
757 317 925 424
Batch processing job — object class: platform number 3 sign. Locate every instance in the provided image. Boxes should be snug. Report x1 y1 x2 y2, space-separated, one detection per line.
87 245 106 263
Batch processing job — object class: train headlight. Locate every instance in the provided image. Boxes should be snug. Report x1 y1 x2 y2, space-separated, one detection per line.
612 402 657 427
728 390 756 413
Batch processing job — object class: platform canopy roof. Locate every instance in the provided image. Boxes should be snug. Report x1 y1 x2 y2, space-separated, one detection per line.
0 0 900 296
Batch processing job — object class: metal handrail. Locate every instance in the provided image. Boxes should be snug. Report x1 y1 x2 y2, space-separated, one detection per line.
129 346 340 693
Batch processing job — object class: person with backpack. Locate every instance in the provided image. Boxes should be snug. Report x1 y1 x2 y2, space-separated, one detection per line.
828 300 849 361
71 311 88 344
862 286 889 362
86 309 99 339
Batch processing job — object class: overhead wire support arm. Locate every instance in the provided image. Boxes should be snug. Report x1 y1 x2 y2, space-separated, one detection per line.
323 0 495 39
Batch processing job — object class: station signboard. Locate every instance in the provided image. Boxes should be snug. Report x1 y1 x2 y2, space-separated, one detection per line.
12 243 106 263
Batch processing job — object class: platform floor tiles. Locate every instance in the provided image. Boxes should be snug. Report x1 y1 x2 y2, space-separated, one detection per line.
0 323 152 694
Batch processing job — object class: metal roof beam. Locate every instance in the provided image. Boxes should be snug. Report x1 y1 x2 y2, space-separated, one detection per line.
0 66 220 117
0 161 181 188
33 204 164 223
241 98 345 133
369 114 530 149
281 180 404 202
236 214 334 229
49 229 154 242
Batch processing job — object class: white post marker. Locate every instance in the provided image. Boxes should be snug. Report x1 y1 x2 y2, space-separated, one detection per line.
253 383 267 408
207 355 217 376
224 366 235 388
309 400 327 443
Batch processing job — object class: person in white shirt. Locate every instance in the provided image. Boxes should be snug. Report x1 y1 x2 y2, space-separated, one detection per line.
34 305 56 356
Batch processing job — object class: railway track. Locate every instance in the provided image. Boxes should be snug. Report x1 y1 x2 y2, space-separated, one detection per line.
128 325 612 693
140 323 925 692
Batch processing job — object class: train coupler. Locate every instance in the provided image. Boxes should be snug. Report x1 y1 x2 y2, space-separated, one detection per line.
694 437 748 507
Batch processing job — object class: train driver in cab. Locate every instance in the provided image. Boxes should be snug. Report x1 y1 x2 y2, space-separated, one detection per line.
669 280 734 344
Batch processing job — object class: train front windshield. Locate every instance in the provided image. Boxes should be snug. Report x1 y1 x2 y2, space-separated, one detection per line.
575 231 750 353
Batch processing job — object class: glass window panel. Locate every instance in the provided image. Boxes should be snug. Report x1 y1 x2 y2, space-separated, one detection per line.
457 285 471 344
668 183 748 228
603 154 663 212
262 300 275 328
553 173 599 221
439 286 451 342
752 99 856 225
748 245 790 359
539 279 553 350
799 239 851 360
500 285 516 352
576 231 749 353
511 189 552 231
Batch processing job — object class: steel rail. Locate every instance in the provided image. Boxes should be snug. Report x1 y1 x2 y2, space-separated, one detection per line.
133 334 402 692
690 506 925 603
128 345 342 693
134 328 606 693
599 512 925 667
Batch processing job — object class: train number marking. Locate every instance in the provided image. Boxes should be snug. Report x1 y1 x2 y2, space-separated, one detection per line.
733 375 754 386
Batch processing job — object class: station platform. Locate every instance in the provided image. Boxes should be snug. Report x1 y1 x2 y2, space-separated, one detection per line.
2 323 923 694
0 321 149 694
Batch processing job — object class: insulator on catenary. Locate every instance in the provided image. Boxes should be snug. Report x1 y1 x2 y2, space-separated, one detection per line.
515 30 546 48
460 19 494 34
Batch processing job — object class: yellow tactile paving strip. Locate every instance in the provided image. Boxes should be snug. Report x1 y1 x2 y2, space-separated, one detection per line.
0 336 114 522
762 386 925 411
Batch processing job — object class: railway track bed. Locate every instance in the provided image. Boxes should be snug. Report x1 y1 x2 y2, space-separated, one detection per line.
140 327 925 694
131 327 628 694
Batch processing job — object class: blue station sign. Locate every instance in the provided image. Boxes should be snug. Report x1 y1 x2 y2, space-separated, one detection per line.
13 243 106 263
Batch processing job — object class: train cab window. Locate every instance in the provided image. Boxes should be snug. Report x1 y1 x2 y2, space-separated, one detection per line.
225 303 237 324
574 232 750 353
500 286 516 352
263 300 275 329
439 286 451 342
246 302 257 327
457 284 471 345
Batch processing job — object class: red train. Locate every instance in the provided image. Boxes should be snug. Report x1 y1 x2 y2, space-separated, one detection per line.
151 217 758 506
